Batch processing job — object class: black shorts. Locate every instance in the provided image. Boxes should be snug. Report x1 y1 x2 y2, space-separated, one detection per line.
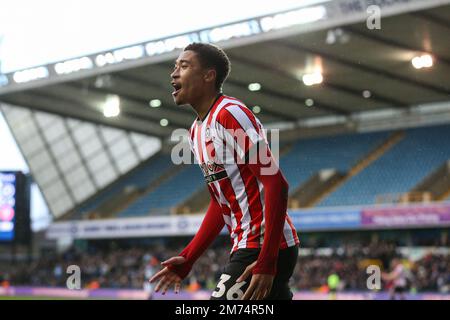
393 286 406 294
210 244 299 300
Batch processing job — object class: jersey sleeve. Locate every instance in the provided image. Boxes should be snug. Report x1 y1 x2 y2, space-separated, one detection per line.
247 144 289 275
167 188 225 279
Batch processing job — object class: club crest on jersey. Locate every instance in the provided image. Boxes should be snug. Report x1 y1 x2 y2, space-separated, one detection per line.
201 160 227 183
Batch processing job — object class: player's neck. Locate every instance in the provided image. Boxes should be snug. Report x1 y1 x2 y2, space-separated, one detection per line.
191 91 221 122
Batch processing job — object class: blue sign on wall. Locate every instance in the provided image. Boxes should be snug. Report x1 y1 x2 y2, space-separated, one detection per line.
289 208 362 231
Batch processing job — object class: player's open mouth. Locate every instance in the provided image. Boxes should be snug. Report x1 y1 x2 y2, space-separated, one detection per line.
172 83 182 97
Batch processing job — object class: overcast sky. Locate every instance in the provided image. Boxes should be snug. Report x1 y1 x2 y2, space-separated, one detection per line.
0 0 330 73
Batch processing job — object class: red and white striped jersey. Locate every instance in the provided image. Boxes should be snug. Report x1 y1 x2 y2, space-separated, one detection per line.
188 94 299 253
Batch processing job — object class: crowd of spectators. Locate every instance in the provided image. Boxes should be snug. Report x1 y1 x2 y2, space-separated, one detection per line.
1 241 449 293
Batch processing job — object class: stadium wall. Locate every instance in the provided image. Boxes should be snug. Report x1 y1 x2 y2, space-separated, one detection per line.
1 287 449 300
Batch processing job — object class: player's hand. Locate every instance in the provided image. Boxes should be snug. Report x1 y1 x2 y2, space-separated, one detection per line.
149 256 186 295
237 261 274 300
381 272 390 281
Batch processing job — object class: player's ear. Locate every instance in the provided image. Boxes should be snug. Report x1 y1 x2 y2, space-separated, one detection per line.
204 69 216 84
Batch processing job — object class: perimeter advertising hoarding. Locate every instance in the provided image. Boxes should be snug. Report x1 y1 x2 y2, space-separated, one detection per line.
0 172 16 241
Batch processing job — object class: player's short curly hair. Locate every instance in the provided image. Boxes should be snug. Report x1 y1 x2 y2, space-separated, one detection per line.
184 42 231 91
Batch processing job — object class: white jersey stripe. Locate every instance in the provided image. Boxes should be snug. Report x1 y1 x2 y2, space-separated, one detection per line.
192 123 203 165
220 195 238 251
215 121 245 168
224 163 252 249
282 219 291 247
283 218 297 247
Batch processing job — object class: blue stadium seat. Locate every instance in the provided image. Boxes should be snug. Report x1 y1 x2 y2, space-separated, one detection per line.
318 124 450 207
118 164 205 217
279 131 390 192
74 153 174 218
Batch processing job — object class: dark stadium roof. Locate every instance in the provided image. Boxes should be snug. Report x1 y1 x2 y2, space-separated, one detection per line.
1 4 450 139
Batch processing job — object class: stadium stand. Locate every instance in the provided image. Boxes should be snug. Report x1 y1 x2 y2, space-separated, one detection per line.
104 131 393 217
70 152 175 219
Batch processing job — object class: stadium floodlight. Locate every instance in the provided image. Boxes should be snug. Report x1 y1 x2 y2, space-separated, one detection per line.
248 83 261 91
94 75 112 88
362 90 372 98
302 72 323 86
145 35 194 57
260 5 327 32
149 99 162 108
325 28 350 45
103 95 120 118
252 106 261 114
305 99 314 107
209 21 256 43
0 74 8 87
160 118 169 127
412 54 433 69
